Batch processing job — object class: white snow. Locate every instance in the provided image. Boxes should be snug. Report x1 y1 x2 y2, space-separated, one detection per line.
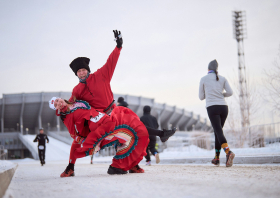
23 135 71 161
3 163 280 198
160 143 280 159
2 135 280 198
9 135 280 165
0 160 17 173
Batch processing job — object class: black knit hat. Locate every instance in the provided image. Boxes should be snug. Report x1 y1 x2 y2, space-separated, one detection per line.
208 59 218 71
117 97 124 103
143 105 151 113
69 57 91 76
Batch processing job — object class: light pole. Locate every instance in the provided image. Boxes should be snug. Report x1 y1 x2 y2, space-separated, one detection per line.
232 11 250 133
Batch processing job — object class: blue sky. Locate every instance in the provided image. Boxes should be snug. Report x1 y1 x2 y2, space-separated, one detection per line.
0 0 280 124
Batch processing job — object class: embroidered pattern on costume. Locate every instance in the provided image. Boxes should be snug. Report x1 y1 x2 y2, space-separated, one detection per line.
90 112 105 123
61 100 91 115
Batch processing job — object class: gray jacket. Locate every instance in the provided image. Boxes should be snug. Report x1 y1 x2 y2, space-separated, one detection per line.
199 73 233 108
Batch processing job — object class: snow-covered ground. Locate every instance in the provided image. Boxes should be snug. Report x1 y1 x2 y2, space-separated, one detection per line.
23 135 71 161
161 143 280 159
0 160 17 173
20 135 280 163
2 135 280 198
3 163 280 198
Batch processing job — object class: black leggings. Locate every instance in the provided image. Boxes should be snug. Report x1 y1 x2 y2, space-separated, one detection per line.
145 136 158 162
207 105 228 150
146 126 163 137
38 148 45 163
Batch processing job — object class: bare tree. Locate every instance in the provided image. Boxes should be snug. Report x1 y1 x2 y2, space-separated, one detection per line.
224 71 261 147
263 45 280 114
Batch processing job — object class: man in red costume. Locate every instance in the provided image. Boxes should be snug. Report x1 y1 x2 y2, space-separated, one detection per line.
64 30 175 176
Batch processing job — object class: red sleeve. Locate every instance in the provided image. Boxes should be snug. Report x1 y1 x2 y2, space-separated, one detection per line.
69 140 81 164
69 86 78 103
99 46 122 82
64 116 83 144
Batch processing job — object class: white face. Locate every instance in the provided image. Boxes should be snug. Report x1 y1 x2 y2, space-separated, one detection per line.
77 68 88 80
54 98 67 110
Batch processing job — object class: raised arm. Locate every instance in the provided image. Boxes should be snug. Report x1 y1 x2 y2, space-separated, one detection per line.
99 30 123 82
199 78 205 100
223 78 233 97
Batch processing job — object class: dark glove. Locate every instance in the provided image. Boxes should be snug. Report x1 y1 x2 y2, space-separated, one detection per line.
113 30 123 48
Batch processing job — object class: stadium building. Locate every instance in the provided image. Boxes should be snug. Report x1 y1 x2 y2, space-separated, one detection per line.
0 92 212 159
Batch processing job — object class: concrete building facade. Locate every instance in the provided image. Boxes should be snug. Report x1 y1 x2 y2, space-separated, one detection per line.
0 92 212 134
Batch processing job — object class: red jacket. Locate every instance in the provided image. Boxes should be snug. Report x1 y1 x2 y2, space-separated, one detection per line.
69 46 122 111
68 47 121 164
61 101 108 143
61 101 111 164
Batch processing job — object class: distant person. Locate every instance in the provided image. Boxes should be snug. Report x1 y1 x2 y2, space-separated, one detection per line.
199 59 234 167
117 99 175 171
117 97 128 107
90 154 94 164
140 106 160 166
33 128 49 166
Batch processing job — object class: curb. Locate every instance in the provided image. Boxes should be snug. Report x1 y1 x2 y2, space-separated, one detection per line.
92 155 280 165
157 155 280 164
0 163 18 198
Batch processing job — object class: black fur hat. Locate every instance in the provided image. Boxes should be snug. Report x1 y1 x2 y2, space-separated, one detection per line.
69 57 91 76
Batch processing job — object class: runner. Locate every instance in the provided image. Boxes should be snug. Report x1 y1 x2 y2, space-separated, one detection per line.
199 59 235 167
33 128 49 166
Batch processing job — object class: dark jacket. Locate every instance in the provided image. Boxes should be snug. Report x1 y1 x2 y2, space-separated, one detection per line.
140 107 159 130
140 109 159 144
33 134 49 146
117 101 129 108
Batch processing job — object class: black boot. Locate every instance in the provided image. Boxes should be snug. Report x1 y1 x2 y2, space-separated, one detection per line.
107 165 127 175
160 127 177 142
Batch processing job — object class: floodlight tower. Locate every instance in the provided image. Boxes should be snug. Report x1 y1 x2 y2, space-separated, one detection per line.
232 11 250 130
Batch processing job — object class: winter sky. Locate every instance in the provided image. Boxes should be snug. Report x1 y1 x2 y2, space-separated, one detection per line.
0 0 280 124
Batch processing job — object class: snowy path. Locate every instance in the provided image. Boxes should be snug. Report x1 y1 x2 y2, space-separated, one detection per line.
23 135 71 161
4 162 280 198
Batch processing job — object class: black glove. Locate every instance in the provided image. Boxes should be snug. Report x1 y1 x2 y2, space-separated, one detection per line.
113 30 123 48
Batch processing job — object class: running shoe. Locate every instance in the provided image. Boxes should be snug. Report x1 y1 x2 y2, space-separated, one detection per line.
60 166 75 177
160 127 177 142
155 153 160 164
211 158 220 166
226 151 235 167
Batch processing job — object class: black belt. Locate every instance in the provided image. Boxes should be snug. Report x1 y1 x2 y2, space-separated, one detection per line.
104 100 115 114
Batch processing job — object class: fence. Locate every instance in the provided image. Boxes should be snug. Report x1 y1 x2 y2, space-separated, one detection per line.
96 122 280 157
224 122 280 148
0 145 8 160
48 123 280 158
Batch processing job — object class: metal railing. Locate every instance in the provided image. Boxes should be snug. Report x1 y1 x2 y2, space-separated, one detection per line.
224 122 280 148
0 145 8 160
